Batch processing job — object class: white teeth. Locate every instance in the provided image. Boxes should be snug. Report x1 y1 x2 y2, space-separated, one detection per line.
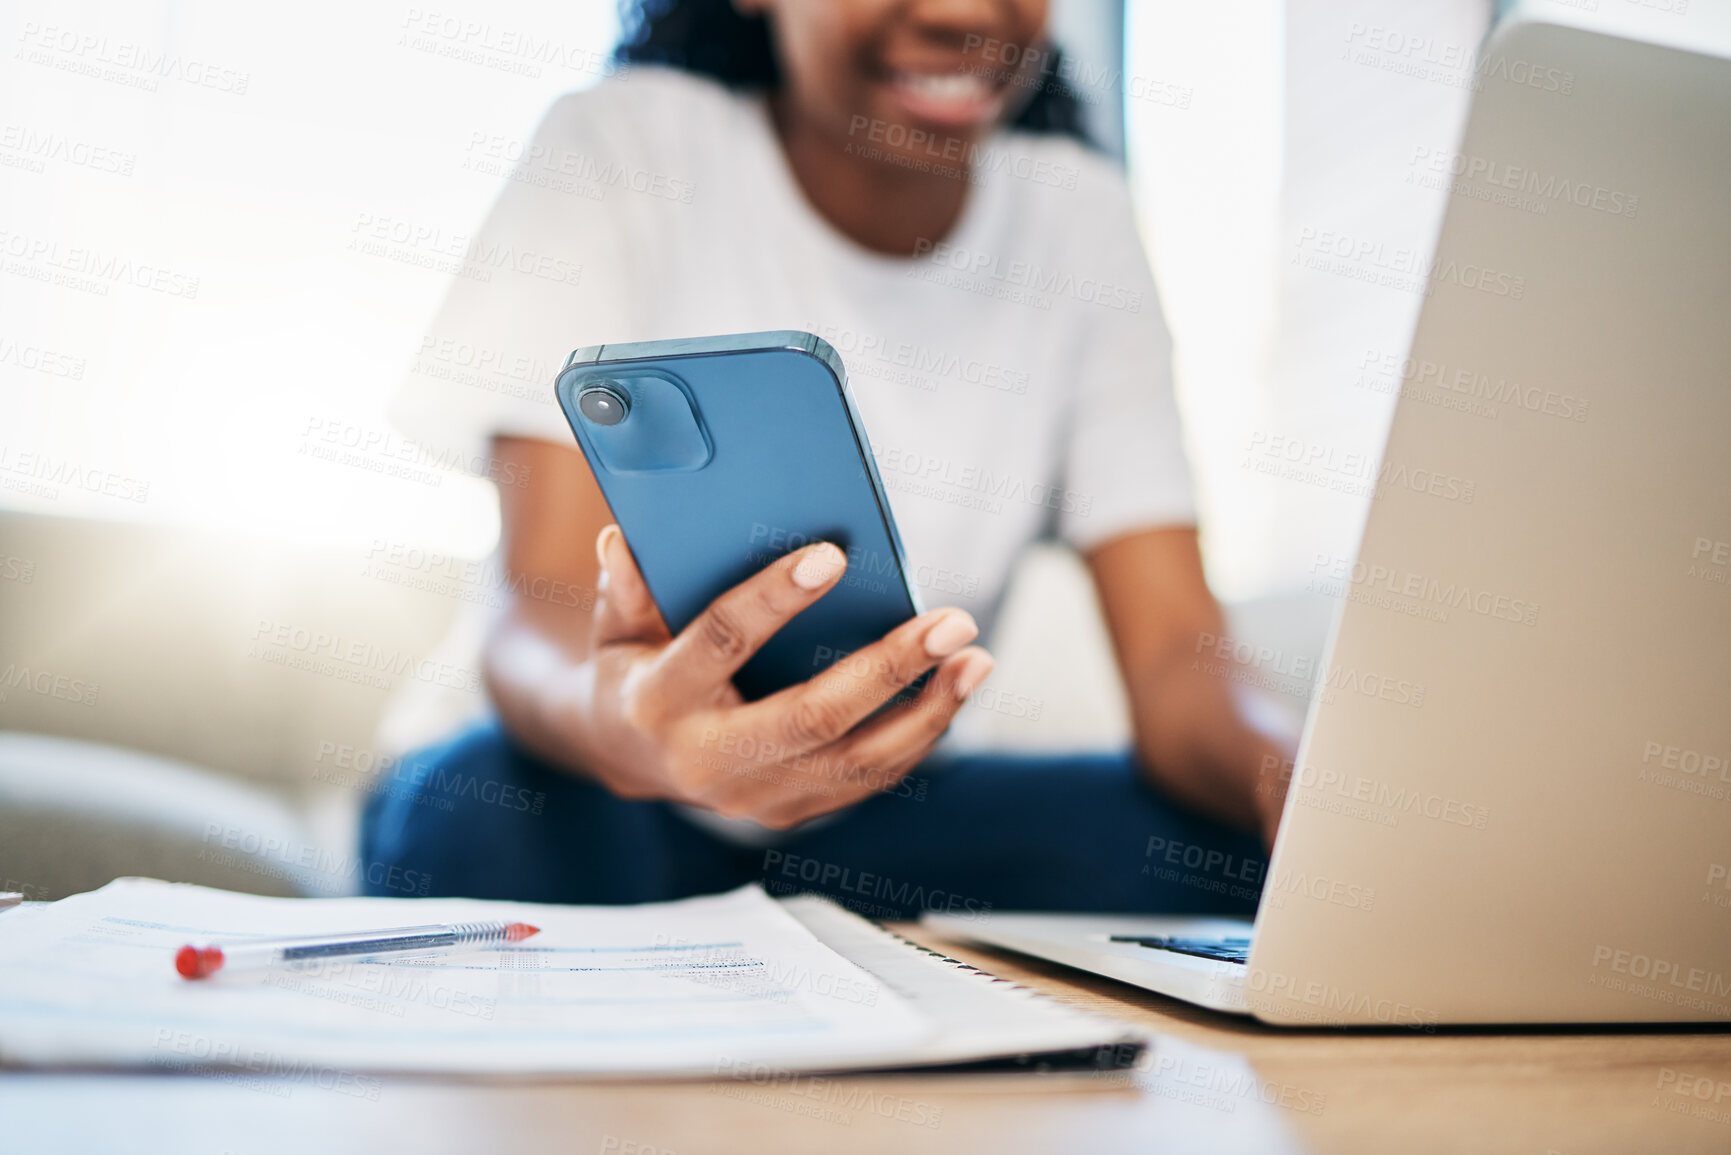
896 72 993 103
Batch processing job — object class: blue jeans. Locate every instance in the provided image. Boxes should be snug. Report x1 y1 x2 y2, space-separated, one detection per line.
359 720 1266 918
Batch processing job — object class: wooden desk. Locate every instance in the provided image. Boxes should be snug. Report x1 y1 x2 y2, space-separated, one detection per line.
5 923 1729 1154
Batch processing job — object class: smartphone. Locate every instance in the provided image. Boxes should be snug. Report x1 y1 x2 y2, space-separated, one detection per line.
554 330 922 701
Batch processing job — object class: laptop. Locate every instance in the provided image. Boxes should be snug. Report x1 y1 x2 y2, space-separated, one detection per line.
926 8 1731 1026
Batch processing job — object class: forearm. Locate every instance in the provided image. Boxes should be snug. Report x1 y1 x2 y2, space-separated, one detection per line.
1087 529 1295 845
480 434 619 778
1127 653 1279 834
481 611 604 780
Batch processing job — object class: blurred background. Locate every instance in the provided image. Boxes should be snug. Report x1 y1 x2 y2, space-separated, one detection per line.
1 0 1519 899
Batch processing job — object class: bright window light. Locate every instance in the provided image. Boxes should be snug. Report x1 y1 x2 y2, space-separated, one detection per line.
0 1 621 554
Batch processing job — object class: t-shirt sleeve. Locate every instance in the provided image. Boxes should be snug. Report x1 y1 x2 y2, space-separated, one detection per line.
387 85 654 466
1055 164 1197 551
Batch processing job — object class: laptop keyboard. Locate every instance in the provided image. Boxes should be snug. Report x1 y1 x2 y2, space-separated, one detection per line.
1109 935 1252 965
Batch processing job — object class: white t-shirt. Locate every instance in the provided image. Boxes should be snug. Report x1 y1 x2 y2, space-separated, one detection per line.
383 65 1194 754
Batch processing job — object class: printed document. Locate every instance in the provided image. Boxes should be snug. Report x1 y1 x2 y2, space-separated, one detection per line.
0 879 928 1076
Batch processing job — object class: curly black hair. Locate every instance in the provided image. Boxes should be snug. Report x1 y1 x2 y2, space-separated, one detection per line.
615 0 1094 145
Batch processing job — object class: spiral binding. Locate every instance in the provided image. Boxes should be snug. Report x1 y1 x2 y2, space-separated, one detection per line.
872 922 1059 999
858 918 1148 1072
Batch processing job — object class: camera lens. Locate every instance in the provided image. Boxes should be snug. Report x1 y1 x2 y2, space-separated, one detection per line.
577 384 629 426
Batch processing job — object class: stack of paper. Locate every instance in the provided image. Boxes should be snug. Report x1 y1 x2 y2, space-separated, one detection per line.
0 879 1143 1078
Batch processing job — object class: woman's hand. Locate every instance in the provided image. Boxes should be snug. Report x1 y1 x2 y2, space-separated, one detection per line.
552 525 994 828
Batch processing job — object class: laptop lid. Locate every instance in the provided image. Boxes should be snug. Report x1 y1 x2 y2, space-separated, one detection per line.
1245 10 1731 1026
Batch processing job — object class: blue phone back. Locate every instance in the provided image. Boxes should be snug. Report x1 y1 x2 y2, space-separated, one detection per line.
554 331 920 700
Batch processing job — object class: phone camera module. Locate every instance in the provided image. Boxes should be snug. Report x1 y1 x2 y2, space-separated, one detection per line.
577 383 630 426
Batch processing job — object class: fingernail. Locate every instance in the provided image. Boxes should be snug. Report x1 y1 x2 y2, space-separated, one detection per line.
923 611 978 658
953 652 994 700
595 525 618 570
791 543 846 590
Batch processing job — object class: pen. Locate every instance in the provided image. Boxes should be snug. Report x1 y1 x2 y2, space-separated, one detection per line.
175 920 540 979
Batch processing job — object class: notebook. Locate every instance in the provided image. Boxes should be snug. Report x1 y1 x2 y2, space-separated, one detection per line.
0 878 1144 1078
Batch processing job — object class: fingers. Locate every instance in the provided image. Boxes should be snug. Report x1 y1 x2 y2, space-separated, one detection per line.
828 646 994 780
745 647 996 828
664 644 994 829
732 607 981 754
642 541 848 704
592 525 668 646
594 525 997 826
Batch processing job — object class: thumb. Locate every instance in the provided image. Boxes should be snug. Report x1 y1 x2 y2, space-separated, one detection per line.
593 524 668 645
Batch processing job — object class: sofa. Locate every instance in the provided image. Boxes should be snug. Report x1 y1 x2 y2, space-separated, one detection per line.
0 509 1329 901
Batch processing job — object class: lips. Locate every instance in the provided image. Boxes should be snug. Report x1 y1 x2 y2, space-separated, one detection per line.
885 69 1007 129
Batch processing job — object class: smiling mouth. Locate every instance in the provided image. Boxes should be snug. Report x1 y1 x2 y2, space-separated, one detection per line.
884 68 1008 129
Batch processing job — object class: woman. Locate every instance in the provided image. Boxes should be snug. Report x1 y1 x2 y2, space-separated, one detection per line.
363 0 1291 915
